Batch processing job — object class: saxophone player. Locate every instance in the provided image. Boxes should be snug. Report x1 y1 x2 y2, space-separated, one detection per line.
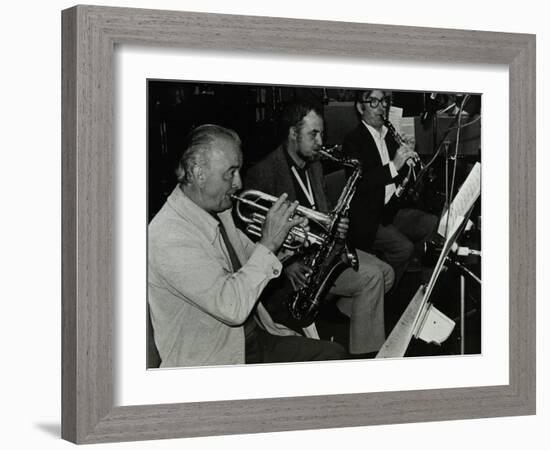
148 124 347 367
244 102 395 357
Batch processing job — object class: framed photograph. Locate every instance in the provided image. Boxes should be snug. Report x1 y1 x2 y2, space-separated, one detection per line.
62 5 535 444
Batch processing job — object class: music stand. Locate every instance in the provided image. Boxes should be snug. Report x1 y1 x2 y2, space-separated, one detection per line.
377 162 481 358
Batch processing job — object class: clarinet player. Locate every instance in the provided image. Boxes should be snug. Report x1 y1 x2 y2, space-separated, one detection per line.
342 89 438 287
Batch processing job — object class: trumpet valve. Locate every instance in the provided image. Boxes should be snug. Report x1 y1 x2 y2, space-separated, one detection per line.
251 211 264 224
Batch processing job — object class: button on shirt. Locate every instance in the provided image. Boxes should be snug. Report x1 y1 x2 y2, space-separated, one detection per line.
362 120 399 204
147 186 289 368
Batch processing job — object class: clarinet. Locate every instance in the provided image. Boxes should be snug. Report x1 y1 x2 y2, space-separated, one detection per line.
383 117 417 198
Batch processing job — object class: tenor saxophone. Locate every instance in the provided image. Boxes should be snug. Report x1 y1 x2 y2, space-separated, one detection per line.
286 148 363 326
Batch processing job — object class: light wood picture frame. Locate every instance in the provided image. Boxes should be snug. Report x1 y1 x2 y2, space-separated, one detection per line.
61 4 536 444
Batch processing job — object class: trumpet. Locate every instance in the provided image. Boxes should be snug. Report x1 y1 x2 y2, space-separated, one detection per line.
232 190 332 250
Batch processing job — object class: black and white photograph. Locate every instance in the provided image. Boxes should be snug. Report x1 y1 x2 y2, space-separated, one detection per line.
146 81 482 369
4 0 544 447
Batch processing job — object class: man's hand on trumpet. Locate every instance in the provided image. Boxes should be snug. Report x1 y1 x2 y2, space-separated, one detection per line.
259 193 306 254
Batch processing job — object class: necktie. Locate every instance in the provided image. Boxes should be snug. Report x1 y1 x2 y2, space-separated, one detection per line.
217 218 242 271
216 217 257 338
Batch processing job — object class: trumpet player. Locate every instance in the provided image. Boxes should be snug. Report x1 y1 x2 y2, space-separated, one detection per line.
148 124 347 367
343 89 438 286
245 102 394 357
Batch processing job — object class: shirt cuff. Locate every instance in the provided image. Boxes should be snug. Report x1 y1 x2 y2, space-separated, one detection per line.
252 243 283 277
389 161 399 178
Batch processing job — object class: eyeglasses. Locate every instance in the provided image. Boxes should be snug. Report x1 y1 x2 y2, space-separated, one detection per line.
362 97 391 108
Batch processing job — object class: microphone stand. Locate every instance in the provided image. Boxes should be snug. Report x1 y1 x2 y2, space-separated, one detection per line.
407 97 469 204
445 252 481 354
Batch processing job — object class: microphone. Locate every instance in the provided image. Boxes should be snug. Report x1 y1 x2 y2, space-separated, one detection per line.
421 93 439 125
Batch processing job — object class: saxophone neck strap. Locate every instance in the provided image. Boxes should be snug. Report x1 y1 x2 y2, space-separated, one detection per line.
291 165 316 209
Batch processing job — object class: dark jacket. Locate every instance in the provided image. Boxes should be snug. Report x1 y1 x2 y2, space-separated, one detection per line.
243 145 331 331
244 145 331 212
342 123 401 252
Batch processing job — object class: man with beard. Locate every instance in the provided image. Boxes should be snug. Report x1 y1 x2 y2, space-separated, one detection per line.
245 103 394 357
148 124 347 367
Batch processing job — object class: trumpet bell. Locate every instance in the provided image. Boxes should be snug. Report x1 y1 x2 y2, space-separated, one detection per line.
233 190 332 230
231 190 332 251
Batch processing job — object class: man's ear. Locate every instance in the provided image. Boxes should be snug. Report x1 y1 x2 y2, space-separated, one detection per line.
289 126 298 142
355 101 365 116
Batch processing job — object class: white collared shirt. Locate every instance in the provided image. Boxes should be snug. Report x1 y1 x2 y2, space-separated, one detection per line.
362 120 398 204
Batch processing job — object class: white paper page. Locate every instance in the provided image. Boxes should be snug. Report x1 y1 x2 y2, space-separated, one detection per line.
438 162 482 237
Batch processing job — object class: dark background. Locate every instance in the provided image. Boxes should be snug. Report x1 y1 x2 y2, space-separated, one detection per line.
147 81 481 220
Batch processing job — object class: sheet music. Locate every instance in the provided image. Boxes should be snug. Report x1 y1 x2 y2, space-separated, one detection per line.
388 106 403 134
438 162 481 238
388 107 415 144
400 117 416 143
388 106 415 141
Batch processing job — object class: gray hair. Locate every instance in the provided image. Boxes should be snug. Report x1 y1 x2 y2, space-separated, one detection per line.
176 124 241 185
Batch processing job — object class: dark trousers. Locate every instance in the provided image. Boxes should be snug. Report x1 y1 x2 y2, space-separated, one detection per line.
374 208 438 286
245 327 348 364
